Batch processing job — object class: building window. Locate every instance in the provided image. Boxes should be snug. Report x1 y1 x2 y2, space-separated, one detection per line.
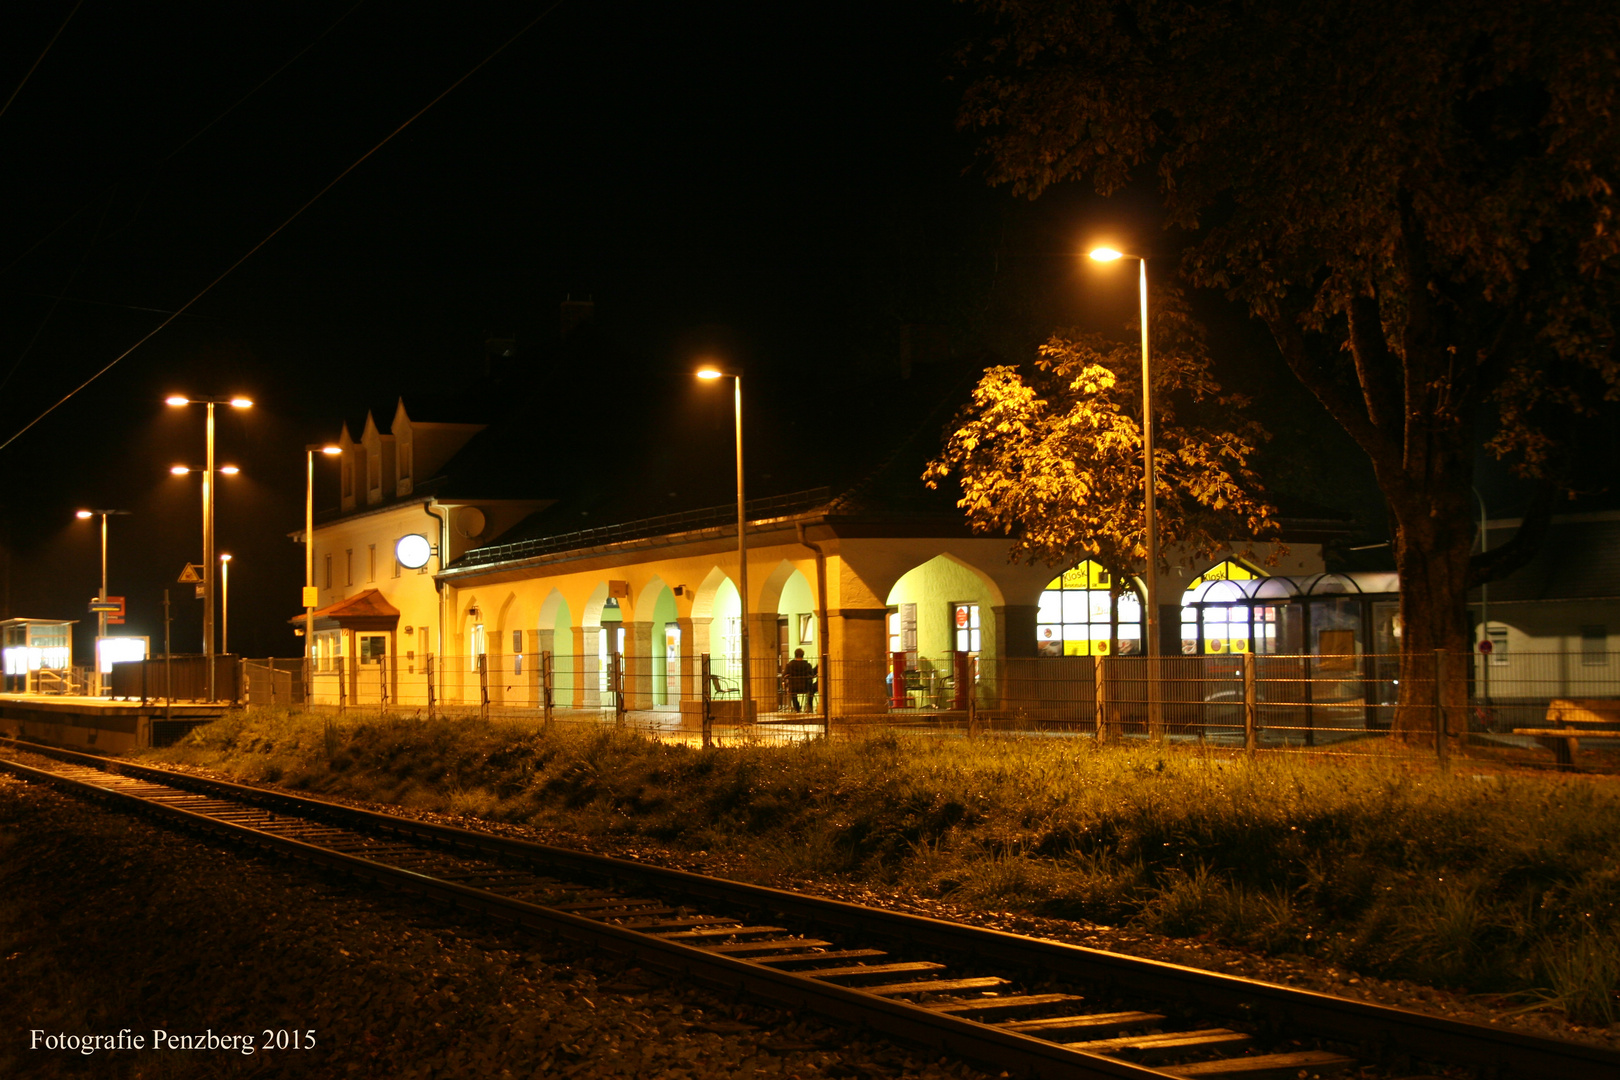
1038 561 1142 656
360 635 387 664
399 437 412 485
470 623 485 671
367 447 380 495
368 544 376 583
323 553 332 590
1180 559 1262 655
1581 625 1606 666
512 630 524 676
952 603 981 654
345 549 353 587
1486 625 1509 666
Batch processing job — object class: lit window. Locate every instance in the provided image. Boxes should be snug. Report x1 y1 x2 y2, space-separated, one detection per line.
1181 559 1263 655
368 544 376 583
952 603 981 654
1037 561 1141 656
323 554 332 590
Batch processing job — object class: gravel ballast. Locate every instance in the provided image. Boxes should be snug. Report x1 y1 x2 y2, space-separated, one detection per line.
0 773 994 1080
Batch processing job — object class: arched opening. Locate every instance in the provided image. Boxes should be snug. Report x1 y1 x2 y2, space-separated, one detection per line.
883 554 999 708
537 589 575 708
1180 558 1270 655
1036 561 1144 657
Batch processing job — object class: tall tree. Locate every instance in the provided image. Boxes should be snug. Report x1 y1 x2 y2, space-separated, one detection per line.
926 292 1278 581
961 0 1619 730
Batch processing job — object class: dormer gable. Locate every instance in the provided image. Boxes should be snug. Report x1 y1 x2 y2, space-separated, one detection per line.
360 411 396 506
338 424 359 512
392 398 414 497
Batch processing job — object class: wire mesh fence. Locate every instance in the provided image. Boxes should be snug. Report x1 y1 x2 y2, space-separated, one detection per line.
232 649 1620 767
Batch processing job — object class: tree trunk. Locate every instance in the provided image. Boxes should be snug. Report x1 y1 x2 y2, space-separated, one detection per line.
1388 489 1474 738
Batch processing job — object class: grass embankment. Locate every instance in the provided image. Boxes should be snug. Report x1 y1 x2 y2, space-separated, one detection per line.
149 710 1620 1023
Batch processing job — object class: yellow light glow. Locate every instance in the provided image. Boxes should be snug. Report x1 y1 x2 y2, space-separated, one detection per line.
320 445 341 455
220 553 232 562
75 510 92 519
1089 247 1125 262
170 465 189 475
165 395 189 406
696 368 724 380
220 465 240 475
229 397 253 408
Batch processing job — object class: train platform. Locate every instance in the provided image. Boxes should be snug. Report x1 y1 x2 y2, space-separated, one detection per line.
0 693 227 752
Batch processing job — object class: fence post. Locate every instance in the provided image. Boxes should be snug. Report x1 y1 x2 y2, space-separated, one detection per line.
611 651 626 727
1243 650 1257 758
338 656 347 714
379 653 389 716
426 654 436 721
1434 648 1449 767
542 650 554 729
701 652 713 749
1094 655 1109 742
819 650 830 740
478 653 489 721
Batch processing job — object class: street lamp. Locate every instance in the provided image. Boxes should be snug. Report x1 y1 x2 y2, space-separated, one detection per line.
166 388 252 701
75 507 130 694
1089 247 1162 737
697 364 751 721
219 553 232 656
304 444 342 701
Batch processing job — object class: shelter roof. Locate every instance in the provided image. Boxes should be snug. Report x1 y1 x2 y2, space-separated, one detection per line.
1475 515 1620 603
289 588 400 631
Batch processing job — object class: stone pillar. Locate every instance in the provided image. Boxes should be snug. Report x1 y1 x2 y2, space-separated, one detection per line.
574 625 600 708
674 617 695 703
525 629 542 708
993 604 1039 658
746 611 780 714
830 607 888 713
623 621 654 710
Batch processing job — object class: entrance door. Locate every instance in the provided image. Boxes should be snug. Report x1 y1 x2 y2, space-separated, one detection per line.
664 624 680 705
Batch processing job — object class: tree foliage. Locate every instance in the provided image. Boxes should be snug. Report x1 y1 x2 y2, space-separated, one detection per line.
927 292 1277 577
959 0 1620 669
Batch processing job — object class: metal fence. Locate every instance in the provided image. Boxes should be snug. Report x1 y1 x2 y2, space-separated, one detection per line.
231 650 1619 768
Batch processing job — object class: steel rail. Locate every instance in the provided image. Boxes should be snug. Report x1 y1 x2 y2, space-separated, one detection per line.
0 750 1171 1080
5 738 1618 1079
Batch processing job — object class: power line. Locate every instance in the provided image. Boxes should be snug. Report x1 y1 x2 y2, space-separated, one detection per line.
0 0 369 280
0 1 566 455
0 0 84 122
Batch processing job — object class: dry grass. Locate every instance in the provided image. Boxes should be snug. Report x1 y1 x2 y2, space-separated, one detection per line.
148 709 1620 1023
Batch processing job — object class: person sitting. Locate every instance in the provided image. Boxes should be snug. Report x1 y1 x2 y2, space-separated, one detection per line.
783 648 816 712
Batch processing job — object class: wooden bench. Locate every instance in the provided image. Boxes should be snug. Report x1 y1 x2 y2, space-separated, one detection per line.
1513 698 1620 770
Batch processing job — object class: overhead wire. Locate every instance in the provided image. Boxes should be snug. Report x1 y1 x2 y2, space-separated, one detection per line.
0 0 84 122
0 1 568 455
0 0 370 280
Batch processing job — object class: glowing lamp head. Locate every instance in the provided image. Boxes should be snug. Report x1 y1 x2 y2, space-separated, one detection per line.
229 397 253 408
1089 247 1125 262
165 395 189 406
219 553 232 563
170 465 190 476
219 465 240 475
76 510 93 519
696 368 724 380
320 445 341 455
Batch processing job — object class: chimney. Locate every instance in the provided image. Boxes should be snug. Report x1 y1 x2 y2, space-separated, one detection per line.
560 296 595 340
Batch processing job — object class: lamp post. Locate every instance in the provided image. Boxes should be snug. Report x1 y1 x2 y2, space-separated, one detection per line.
219 553 232 656
167 394 251 700
305 444 342 702
1473 486 1490 706
696 365 751 721
1089 247 1161 737
75 507 130 694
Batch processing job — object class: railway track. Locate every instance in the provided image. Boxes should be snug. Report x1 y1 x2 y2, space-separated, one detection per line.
2 736 1613 1080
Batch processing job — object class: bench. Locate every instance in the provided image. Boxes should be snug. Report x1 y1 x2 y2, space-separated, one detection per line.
1513 698 1620 770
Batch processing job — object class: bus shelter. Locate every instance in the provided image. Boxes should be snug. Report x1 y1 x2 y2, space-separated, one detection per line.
1 618 78 694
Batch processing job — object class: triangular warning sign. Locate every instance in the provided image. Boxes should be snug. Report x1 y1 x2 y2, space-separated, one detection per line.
178 563 203 584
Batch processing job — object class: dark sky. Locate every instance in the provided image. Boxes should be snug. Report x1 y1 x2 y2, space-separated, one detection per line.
0 0 1382 661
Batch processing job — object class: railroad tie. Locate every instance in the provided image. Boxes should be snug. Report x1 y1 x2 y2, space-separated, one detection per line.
1065 1028 1253 1064
699 938 837 955
747 949 889 966
927 993 1084 1017
999 1010 1166 1037
1159 1049 1358 1079
863 977 1009 996
798 961 945 982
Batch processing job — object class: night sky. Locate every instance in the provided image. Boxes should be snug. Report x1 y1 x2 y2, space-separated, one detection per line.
0 1 1386 663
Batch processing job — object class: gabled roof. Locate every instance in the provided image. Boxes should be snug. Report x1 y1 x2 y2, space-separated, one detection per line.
289 588 401 631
